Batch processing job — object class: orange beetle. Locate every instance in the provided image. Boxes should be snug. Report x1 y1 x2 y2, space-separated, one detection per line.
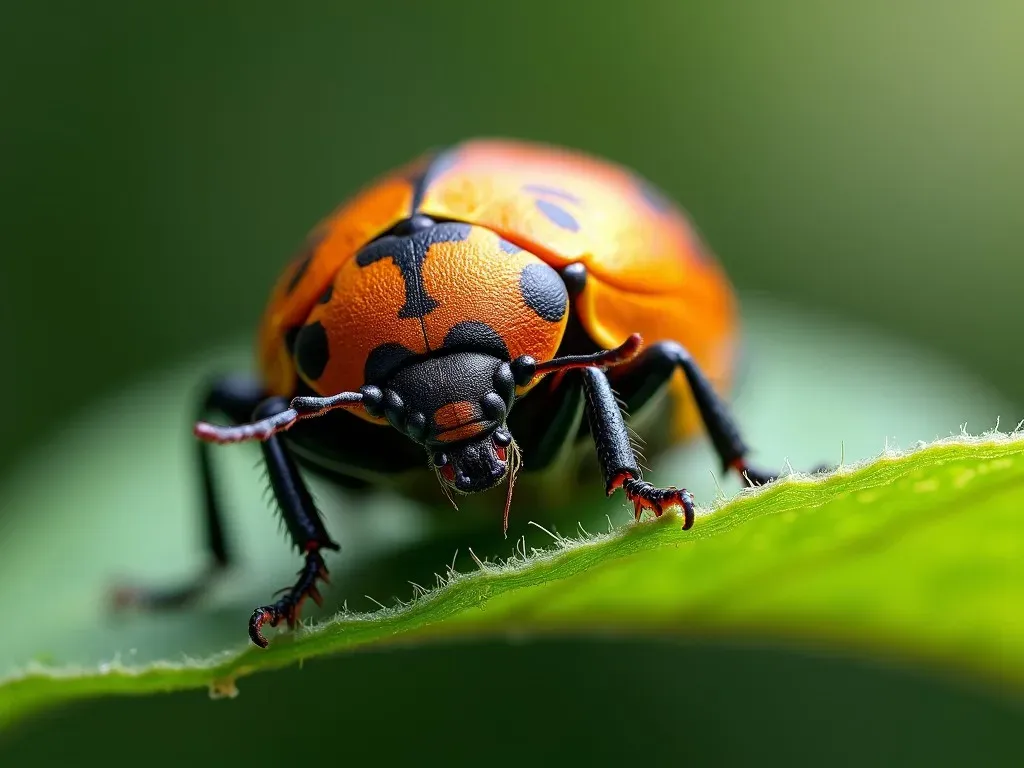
120 139 796 647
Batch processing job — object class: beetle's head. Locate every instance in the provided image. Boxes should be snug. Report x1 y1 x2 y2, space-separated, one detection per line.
430 425 513 493
193 334 641 530
381 352 521 495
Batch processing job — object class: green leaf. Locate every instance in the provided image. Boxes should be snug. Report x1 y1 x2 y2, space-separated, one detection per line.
1 298 1019 727
3 434 1024 726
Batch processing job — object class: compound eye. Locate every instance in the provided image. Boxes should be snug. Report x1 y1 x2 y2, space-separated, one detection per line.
433 451 456 483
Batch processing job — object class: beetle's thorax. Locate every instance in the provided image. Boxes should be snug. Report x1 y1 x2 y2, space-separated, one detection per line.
364 351 516 448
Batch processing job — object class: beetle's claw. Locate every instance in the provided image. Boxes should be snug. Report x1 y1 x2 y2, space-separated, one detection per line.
247 548 329 648
248 607 276 649
247 594 307 648
615 476 695 530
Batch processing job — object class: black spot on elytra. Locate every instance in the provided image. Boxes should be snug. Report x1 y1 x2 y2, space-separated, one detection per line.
286 253 312 294
520 263 568 323
534 199 580 232
443 321 510 360
637 177 672 213
284 325 301 356
317 282 334 304
523 184 582 204
295 321 330 381
498 237 522 254
356 222 471 320
365 342 417 385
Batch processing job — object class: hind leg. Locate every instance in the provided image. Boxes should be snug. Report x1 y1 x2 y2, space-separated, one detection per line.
114 374 266 609
610 340 825 485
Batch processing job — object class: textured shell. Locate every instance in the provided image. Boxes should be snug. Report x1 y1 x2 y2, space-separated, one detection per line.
416 139 738 437
257 159 421 396
290 223 568 424
257 138 738 438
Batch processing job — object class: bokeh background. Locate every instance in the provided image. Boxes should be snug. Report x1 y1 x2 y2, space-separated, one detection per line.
2 1 1023 763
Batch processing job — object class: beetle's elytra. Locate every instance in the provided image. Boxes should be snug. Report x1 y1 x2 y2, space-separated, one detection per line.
117 138 796 647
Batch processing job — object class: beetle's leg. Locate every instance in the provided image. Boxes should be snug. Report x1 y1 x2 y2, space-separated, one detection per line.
113 374 266 609
244 396 340 648
581 367 696 529
505 371 586 471
611 340 813 486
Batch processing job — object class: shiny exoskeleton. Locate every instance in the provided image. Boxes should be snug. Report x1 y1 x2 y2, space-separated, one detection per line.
118 139 796 647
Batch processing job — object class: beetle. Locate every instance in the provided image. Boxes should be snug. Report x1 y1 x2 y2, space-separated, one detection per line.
118 138 798 648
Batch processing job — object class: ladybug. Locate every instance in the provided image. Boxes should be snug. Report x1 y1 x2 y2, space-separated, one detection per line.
120 139 797 648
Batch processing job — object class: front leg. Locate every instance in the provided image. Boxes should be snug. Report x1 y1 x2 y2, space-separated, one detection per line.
609 340 827 487
581 367 696 529
247 397 340 648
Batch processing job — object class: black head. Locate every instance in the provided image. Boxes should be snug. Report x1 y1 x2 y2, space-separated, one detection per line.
432 426 513 493
365 351 519 495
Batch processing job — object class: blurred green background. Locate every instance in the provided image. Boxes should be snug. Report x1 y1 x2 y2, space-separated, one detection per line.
3 0 1023 762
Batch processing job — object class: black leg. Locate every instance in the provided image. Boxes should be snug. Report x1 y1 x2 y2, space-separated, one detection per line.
244 396 340 647
117 380 341 647
581 367 696 529
114 374 266 610
611 340 799 485
506 372 586 471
